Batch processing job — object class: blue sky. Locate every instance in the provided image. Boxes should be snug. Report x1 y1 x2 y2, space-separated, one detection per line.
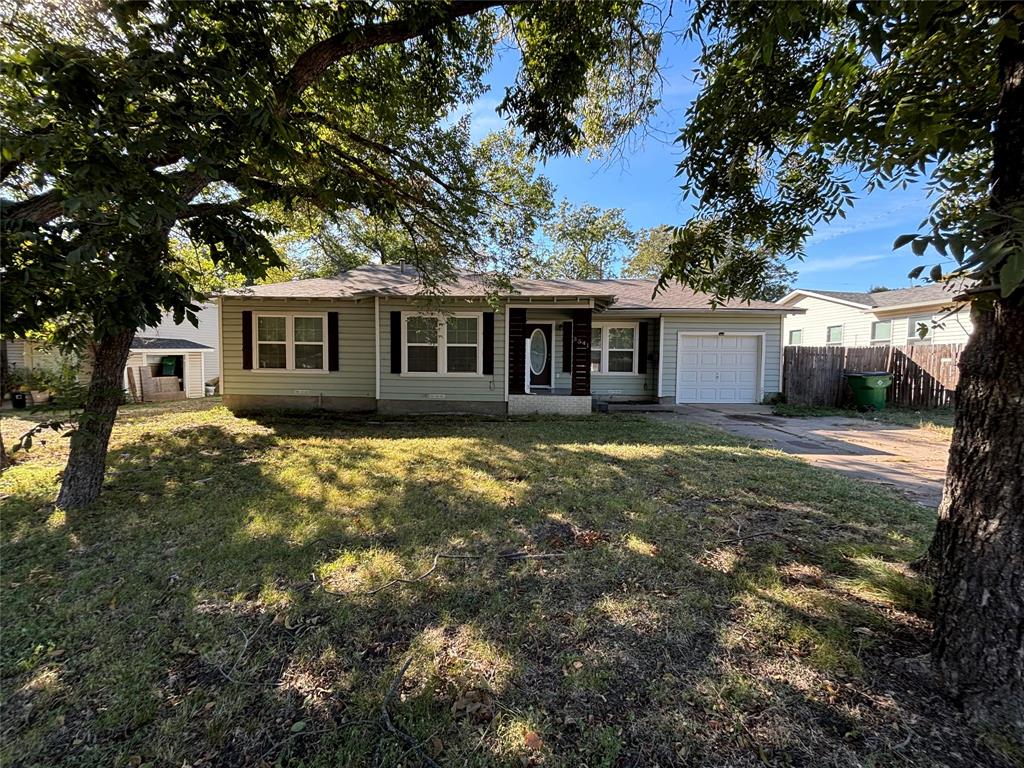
467 24 934 292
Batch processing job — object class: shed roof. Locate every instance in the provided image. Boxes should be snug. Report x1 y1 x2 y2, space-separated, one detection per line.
130 336 212 351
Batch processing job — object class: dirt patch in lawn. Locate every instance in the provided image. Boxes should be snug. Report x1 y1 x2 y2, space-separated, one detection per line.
1 401 1017 767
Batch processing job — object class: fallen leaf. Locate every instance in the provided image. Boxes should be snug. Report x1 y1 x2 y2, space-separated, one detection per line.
429 736 444 757
523 730 543 752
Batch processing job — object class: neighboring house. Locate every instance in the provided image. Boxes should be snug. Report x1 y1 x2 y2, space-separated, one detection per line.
3 302 220 401
141 302 220 381
778 284 974 348
218 264 799 415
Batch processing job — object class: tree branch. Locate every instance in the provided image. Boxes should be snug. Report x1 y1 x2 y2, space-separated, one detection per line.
273 1 506 114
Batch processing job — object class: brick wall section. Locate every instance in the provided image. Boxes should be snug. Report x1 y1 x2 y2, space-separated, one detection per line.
508 394 593 415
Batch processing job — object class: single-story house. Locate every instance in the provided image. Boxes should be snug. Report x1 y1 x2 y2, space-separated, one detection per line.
777 284 974 348
218 264 799 415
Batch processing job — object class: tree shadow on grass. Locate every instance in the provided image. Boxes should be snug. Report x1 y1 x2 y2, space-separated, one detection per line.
0 410 1015 767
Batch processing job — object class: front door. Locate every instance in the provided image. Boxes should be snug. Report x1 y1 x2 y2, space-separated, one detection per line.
525 324 552 387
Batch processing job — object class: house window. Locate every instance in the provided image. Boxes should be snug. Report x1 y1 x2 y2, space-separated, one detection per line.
871 319 892 343
293 317 325 369
826 325 843 345
446 316 479 373
590 323 638 374
590 326 603 372
403 313 482 375
907 314 933 342
788 329 803 345
405 316 439 373
257 316 287 369
255 314 328 371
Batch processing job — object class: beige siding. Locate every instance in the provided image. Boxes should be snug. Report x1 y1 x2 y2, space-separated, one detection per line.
185 352 205 398
783 295 975 348
876 306 974 345
660 313 784 402
221 298 376 398
378 299 505 402
590 314 659 398
782 295 874 347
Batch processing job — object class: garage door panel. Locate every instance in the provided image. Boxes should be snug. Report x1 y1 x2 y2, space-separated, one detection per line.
676 334 761 404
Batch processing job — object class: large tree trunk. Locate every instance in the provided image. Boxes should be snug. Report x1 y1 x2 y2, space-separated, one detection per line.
929 18 1024 739
55 329 134 509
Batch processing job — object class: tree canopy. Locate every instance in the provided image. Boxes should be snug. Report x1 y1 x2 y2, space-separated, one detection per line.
670 0 1020 304
524 201 635 279
624 224 795 300
1 1 663 346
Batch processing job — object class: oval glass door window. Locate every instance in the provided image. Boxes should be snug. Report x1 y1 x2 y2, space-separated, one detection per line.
529 329 547 375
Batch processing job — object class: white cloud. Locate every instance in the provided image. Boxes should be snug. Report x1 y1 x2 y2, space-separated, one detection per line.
797 253 888 274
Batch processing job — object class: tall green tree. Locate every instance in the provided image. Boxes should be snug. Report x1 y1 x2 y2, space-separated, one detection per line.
1 1 661 508
625 224 796 300
673 0 1023 735
298 129 555 277
528 200 635 278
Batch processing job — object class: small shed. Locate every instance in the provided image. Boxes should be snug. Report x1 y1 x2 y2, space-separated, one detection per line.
125 337 213 401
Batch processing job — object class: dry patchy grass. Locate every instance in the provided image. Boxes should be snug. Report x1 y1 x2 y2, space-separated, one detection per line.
0 400 1013 767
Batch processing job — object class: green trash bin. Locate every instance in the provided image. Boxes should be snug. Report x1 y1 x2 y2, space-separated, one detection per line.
159 356 177 376
845 371 892 411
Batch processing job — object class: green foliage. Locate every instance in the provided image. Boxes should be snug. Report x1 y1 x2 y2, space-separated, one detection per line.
527 201 636 279
674 1 1022 304
625 224 797 300
1 1 662 348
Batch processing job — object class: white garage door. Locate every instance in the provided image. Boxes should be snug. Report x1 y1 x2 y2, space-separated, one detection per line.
676 334 761 404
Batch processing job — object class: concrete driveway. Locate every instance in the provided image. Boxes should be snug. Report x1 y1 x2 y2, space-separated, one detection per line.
649 405 950 507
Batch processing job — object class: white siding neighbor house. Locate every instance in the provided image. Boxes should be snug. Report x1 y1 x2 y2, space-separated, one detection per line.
778 284 974 348
218 264 802 414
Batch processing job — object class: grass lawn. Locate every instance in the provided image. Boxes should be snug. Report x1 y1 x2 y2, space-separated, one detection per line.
771 404 956 436
1 400 1013 767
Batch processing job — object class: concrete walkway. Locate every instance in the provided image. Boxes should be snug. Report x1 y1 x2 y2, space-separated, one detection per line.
649 405 950 507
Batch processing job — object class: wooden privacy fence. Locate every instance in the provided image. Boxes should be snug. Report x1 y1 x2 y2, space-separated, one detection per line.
783 344 963 409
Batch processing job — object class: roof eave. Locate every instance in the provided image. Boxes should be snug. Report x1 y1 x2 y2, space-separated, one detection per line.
777 289 873 309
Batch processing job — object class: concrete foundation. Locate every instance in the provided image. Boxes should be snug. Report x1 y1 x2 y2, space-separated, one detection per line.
376 399 507 416
223 394 376 412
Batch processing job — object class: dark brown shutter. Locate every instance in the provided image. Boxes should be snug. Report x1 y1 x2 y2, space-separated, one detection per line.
482 312 494 375
562 322 573 373
390 311 402 374
571 308 592 395
327 311 339 371
508 308 526 394
241 310 253 370
637 321 648 374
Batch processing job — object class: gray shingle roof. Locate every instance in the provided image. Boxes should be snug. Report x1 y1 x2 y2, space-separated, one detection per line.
131 336 212 351
793 283 967 309
220 264 788 312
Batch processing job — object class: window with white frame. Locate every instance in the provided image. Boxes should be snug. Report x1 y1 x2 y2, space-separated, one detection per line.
590 323 638 374
788 329 803 345
445 316 479 373
871 319 892 343
826 325 843 345
403 313 481 374
405 316 439 373
907 314 933 342
255 314 327 371
257 316 287 369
